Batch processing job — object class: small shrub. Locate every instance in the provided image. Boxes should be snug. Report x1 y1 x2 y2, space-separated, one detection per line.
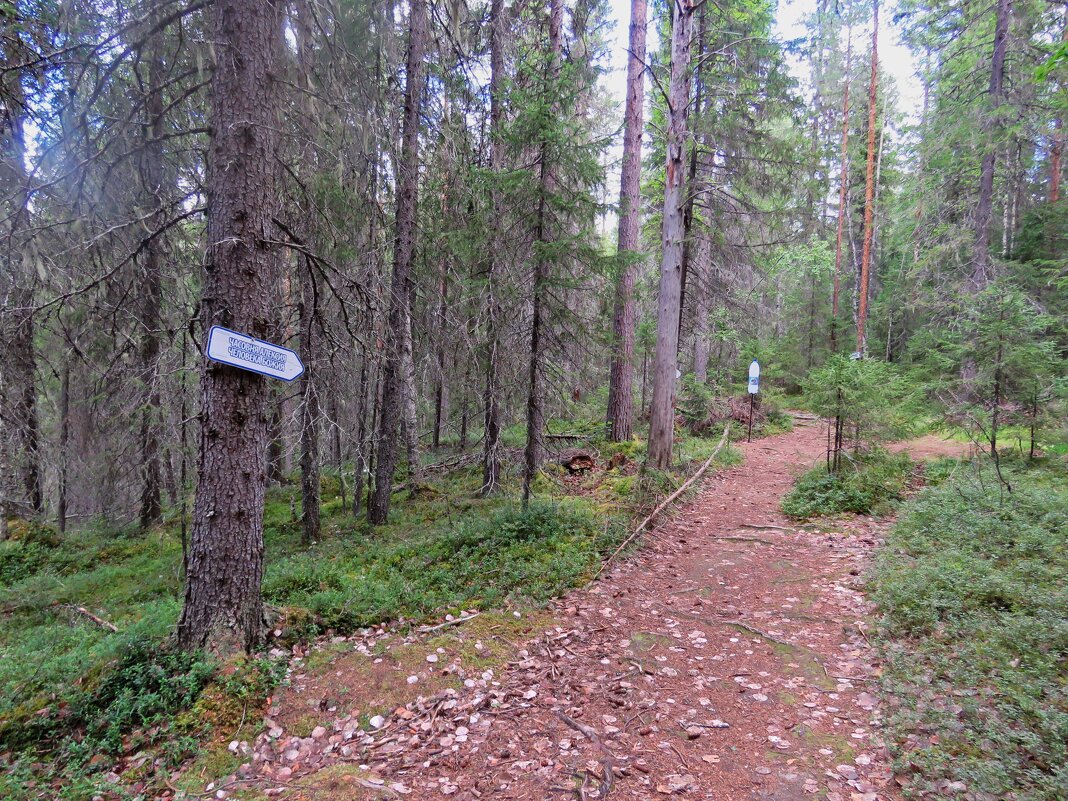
0 539 52 585
678 375 717 434
608 475 636 498
263 561 345 602
761 407 794 436
781 449 912 519
599 437 644 461
69 639 215 754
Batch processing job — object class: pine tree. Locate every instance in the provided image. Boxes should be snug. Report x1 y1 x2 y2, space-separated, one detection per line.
177 0 285 653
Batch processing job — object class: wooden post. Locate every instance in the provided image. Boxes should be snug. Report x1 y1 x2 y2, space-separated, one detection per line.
747 394 754 443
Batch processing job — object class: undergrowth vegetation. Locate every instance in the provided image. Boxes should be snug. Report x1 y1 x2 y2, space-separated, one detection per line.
780 448 913 519
873 456 1068 800
0 414 748 798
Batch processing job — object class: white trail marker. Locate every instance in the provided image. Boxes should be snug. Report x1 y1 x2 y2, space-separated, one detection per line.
747 360 760 441
205 325 304 382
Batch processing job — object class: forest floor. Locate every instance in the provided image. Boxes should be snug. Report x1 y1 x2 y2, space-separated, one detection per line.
210 421 967 801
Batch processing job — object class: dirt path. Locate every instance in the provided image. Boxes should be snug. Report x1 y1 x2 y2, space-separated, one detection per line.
888 434 972 461
239 421 898 801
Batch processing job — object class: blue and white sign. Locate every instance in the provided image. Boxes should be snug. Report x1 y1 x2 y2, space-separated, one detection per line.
747 360 760 395
205 326 304 382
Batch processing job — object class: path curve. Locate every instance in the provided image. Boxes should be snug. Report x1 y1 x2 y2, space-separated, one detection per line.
249 421 898 800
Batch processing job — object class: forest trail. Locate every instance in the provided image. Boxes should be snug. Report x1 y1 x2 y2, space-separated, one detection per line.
249 420 899 800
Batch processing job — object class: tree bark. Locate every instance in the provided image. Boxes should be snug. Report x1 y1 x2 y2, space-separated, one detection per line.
295 0 321 545
521 0 563 506
176 0 284 654
401 280 422 487
693 233 710 382
0 23 42 518
677 5 706 349
1050 10 1066 203
647 0 694 469
351 347 371 516
856 0 878 356
268 400 284 485
369 0 427 524
971 0 1012 287
831 39 851 354
481 0 506 494
606 0 647 442
432 276 448 450
298 258 322 544
57 361 70 535
138 18 166 531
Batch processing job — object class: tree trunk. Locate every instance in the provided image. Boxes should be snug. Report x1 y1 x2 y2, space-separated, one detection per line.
352 347 371 516
57 361 70 535
856 0 878 356
1050 10 1066 203
432 122 452 452
647 0 694 469
298 259 322 544
971 0 1011 287
401 282 422 487
432 277 448 450
677 5 706 350
481 0 506 495
176 0 284 654
693 233 710 382
369 0 427 524
522 0 563 506
295 0 321 545
138 21 166 531
0 24 42 518
605 0 647 442
268 400 284 485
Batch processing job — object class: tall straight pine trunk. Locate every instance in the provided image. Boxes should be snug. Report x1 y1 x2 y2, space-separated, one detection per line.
0 21 42 520
521 0 563 506
481 0 506 494
972 0 1011 288
830 39 851 354
138 19 166 530
1049 10 1066 203
369 0 427 524
605 0 648 443
856 0 878 356
177 0 284 653
647 0 694 469
692 233 711 381
295 0 322 545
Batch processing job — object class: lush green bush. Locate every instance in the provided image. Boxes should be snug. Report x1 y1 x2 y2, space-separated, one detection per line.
780 449 912 519
0 539 53 584
804 355 920 449
873 460 1068 800
678 374 718 433
760 405 794 437
263 560 346 601
69 639 216 754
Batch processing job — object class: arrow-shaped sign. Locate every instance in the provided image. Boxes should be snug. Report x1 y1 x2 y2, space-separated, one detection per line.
205 325 304 382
